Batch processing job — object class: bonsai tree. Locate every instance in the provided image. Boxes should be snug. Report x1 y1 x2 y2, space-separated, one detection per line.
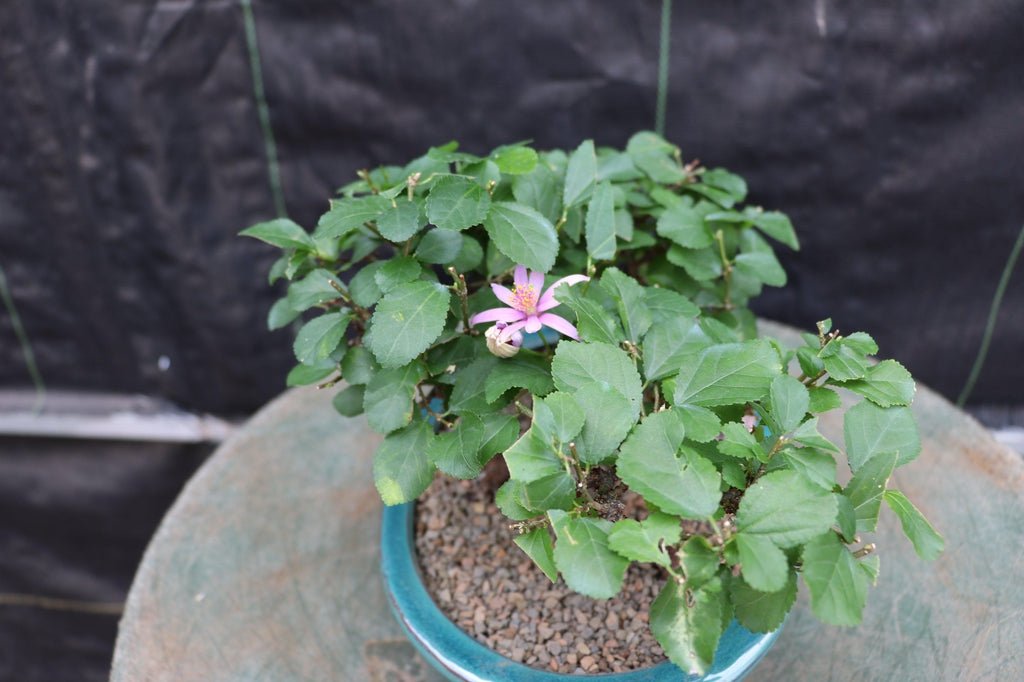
242 133 943 676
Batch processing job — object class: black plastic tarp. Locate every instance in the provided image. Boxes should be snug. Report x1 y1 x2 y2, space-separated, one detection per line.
2 0 1023 413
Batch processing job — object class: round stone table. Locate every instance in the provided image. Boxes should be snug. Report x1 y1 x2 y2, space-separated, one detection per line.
111 322 1024 681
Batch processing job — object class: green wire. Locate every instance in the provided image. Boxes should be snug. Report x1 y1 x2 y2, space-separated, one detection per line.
956 224 1024 407
241 0 288 218
0 264 46 413
655 0 673 136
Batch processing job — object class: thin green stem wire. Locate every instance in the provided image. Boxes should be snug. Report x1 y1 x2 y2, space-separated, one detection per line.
956 223 1024 407
241 0 288 218
655 0 673 136
0 265 46 413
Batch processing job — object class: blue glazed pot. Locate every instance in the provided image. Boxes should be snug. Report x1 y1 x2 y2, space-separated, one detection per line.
381 502 783 681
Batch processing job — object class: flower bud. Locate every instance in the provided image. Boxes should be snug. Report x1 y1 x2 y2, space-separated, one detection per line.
485 323 522 358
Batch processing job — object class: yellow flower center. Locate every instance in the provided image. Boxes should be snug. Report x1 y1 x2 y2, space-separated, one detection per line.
511 284 539 314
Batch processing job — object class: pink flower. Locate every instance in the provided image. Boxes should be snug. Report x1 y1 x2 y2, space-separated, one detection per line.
469 265 589 342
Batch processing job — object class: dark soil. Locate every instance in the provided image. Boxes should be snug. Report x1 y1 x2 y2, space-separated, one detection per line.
414 475 669 675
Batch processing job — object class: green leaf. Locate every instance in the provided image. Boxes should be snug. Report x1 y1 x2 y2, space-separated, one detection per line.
426 414 486 479
572 382 636 464
377 198 424 242
696 168 747 207
479 413 520 459
792 417 840 453
484 202 559 273
835 494 857 543
860 555 881 585
730 570 797 633
627 131 685 184
374 256 422 293
667 245 722 281
802 531 868 626
884 490 944 561
821 344 869 381
533 392 585 443
735 534 788 593
808 386 842 413
365 281 451 369
563 139 597 208
734 251 787 288
503 427 562 482
599 267 652 343
513 528 557 582
451 234 484 272
240 218 314 250
551 341 643 417
554 285 624 345
268 298 300 331
672 340 781 408
650 580 724 676
348 262 384 308
492 145 539 175
642 319 714 382
332 384 365 417
736 470 838 547
520 472 577 511
607 512 681 567
844 450 898 532
584 181 617 260
495 480 534 521
415 228 463 264
340 345 378 385
448 356 502 414
675 405 722 443
373 421 436 505
780 447 836 490
644 287 700 325
841 360 916 408
769 374 810 433
718 422 764 461
657 203 713 249
287 268 342 311
680 536 720 590
425 175 491 231
511 162 561 224
752 211 799 250
286 362 335 387
549 510 628 599
293 313 350 365
617 411 722 519
363 362 426 434
316 196 389 239
843 332 878 355
843 402 920 471
483 350 553 403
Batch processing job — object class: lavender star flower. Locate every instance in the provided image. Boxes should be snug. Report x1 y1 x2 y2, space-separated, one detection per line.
469 265 589 342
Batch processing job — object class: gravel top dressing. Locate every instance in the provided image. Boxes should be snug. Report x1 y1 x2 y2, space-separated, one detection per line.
415 475 669 675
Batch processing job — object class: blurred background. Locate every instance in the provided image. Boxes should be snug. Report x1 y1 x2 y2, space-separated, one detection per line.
1 1 1021 679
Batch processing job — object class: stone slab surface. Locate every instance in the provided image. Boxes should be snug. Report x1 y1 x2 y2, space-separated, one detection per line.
112 322 1024 681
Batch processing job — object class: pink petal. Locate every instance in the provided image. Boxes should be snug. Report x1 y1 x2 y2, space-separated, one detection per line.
537 275 590 311
499 319 529 341
490 283 515 306
514 265 528 288
528 269 545 291
538 313 580 339
469 307 525 326
524 315 542 333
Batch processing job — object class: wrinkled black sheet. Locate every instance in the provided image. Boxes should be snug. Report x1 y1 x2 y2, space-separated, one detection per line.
0 437 210 682
1 0 1023 414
